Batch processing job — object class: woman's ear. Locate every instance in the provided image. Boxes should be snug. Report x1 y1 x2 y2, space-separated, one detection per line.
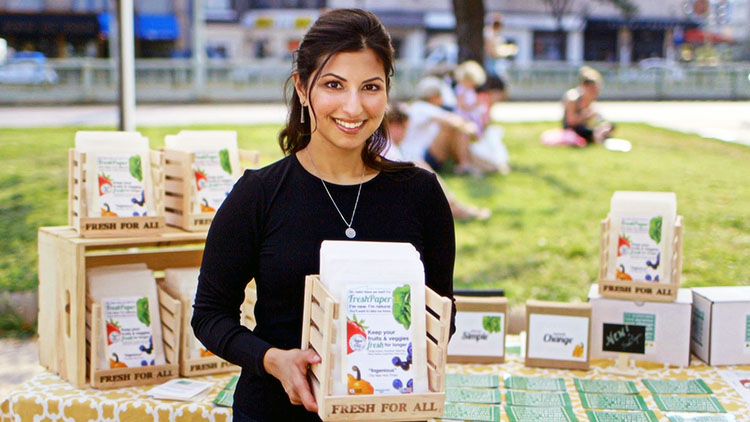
293 73 307 106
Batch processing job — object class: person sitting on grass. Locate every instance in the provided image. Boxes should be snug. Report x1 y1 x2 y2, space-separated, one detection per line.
562 66 614 145
385 104 491 221
399 76 482 175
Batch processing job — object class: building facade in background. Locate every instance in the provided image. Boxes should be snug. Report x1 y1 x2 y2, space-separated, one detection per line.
1 0 745 63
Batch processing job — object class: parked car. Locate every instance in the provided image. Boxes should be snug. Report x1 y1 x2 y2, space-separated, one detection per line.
0 52 58 85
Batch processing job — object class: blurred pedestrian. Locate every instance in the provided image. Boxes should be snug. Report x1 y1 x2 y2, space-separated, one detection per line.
562 66 614 144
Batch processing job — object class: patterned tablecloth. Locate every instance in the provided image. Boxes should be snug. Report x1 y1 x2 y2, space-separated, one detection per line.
2 354 749 422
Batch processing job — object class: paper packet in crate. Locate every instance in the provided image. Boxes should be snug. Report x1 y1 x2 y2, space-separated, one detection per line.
320 241 428 396
75 131 155 218
165 131 241 214
607 191 676 284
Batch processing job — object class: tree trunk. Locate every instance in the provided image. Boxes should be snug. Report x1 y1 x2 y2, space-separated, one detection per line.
452 0 485 65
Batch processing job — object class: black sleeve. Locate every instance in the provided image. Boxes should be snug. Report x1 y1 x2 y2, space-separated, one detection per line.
420 172 457 338
191 171 272 377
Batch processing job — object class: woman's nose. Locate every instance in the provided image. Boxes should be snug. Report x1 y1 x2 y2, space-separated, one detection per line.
341 89 364 116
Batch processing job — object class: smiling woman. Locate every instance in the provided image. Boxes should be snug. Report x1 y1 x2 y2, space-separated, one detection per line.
191 8 456 422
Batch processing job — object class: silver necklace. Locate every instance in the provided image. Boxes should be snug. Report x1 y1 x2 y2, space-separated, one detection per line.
305 149 365 239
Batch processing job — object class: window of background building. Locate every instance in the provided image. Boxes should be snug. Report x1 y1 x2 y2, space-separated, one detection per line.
72 0 108 12
249 0 325 8
584 29 617 62
6 0 43 11
533 30 566 61
632 29 665 61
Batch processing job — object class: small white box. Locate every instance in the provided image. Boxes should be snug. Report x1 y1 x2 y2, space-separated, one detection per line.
588 284 692 367
691 286 750 366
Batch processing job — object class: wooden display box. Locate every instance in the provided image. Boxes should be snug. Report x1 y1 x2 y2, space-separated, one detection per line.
598 215 684 302
301 275 452 422
162 149 259 231
38 226 207 388
525 300 592 371
86 287 180 389
68 149 167 238
159 282 257 377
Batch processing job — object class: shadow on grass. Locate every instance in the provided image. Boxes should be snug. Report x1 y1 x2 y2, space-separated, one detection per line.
457 257 545 286
513 164 581 197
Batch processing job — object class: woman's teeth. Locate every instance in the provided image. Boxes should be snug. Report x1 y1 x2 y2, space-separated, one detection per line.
334 119 364 129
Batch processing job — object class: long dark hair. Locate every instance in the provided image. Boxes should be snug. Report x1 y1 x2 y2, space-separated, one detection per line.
278 8 413 172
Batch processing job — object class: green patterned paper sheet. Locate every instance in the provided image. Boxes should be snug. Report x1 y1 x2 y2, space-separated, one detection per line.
505 405 578 422
653 394 727 413
586 410 659 422
666 413 737 421
574 378 639 394
213 389 234 408
579 393 649 411
642 379 713 395
446 387 502 404
446 374 500 388
442 403 502 422
504 376 566 391
212 375 238 408
505 390 572 407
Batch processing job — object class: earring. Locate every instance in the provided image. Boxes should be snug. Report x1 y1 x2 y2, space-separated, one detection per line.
300 104 306 124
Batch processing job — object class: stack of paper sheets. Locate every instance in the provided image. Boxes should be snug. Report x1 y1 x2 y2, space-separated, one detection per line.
164 131 241 214
146 378 214 401
75 131 155 218
87 264 166 370
319 240 428 396
163 267 214 359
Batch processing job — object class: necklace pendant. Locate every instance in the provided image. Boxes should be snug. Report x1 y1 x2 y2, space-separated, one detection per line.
345 227 356 239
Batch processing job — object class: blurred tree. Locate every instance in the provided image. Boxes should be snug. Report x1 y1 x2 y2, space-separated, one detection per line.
452 0 486 64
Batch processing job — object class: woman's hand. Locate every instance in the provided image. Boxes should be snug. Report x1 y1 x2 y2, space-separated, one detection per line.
263 348 321 412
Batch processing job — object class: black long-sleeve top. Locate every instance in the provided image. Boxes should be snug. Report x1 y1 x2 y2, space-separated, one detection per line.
192 153 455 420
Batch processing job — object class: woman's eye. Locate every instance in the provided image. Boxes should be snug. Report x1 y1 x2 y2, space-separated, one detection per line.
325 81 342 89
363 84 381 91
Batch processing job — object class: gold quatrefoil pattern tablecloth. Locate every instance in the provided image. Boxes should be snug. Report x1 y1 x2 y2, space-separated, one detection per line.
2 355 749 422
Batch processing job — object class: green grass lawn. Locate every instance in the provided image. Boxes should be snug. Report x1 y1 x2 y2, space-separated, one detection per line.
0 123 747 307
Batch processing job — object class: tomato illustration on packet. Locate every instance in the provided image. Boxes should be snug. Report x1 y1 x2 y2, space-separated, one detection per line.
98 173 113 196
194 168 208 191
106 319 121 345
617 234 631 257
347 315 367 354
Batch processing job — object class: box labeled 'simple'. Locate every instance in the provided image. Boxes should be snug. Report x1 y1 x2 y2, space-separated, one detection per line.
691 286 750 366
588 284 692 367
447 295 507 363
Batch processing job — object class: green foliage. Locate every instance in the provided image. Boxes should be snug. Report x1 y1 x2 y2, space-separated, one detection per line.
392 285 411 330
136 297 150 327
129 155 143 182
0 308 36 338
219 148 232 175
482 316 501 333
649 216 662 244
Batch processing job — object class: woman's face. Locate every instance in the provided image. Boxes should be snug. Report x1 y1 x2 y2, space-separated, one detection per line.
298 48 388 154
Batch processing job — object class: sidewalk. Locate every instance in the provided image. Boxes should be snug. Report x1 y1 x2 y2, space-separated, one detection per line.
0 337 43 400
0 101 748 145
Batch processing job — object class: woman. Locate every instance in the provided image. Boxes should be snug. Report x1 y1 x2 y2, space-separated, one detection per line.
191 9 456 422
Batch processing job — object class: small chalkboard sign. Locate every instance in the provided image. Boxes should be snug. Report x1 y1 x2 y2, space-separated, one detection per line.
602 323 646 354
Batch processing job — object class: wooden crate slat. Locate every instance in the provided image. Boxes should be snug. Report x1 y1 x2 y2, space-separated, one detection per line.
86 248 203 272
426 336 442 369
309 324 325 356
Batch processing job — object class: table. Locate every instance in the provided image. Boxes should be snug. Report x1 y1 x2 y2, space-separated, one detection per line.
2 354 749 421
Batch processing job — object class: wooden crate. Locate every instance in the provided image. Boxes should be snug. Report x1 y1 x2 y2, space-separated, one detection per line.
159 281 257 377
301 275 451 422
68 149 167 238
38 226 207 388
598 215 684 302
162 149 260 231
86 287 180 389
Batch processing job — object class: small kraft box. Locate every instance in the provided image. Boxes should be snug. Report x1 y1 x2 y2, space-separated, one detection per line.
301 275 452 422
691 286 750 366
525 300 592 370
447 295 507 363
589 284 692 367
163 148 259 232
